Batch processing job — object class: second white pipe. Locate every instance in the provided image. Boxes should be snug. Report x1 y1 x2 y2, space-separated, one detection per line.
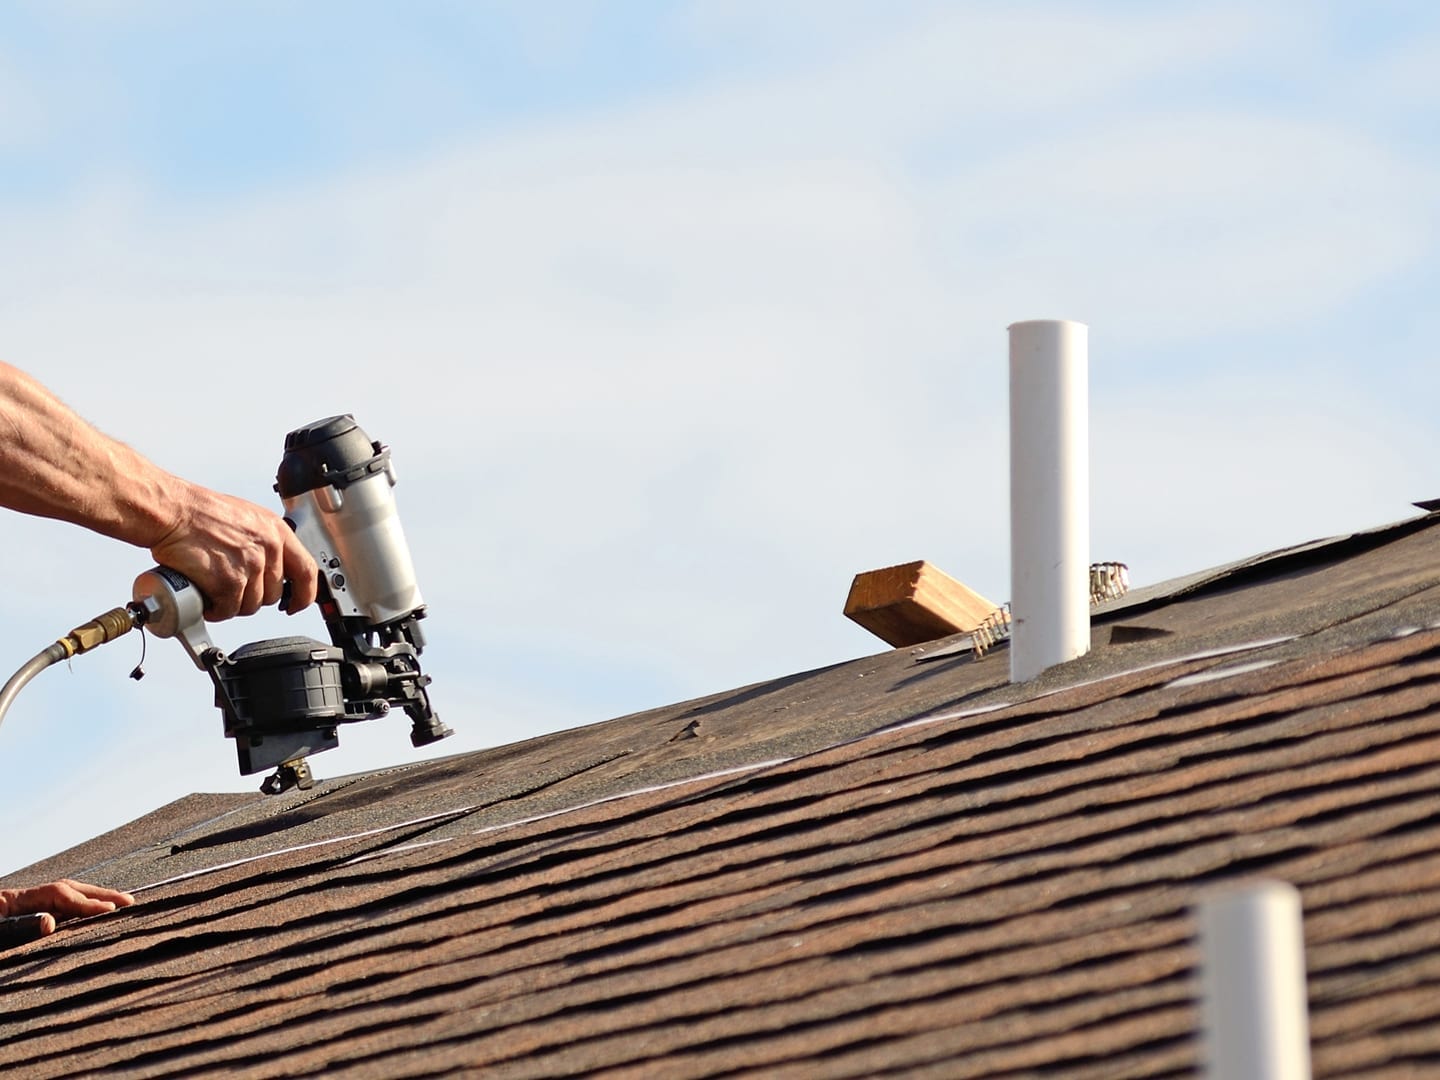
1198 880 1313 1080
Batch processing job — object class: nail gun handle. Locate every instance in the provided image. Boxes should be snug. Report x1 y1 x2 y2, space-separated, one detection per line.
131 567 220 670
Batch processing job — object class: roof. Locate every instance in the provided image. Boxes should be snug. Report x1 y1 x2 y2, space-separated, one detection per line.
5 510 1440 1077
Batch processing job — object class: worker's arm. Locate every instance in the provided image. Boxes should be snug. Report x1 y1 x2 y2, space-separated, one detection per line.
0 879 135 945
0 363 318 619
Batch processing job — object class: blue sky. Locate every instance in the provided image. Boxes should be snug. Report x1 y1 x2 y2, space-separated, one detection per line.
2 2 1438 875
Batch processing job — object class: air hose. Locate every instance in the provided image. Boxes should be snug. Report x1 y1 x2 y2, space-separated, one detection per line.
0 607 142 732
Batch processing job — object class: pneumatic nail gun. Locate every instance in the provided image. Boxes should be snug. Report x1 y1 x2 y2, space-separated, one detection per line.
132 415 452 794
0 415 451 794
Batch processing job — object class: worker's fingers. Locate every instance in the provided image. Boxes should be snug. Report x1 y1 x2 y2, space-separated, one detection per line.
201 566 245 622
148 485 318 620
235 527 290 616
1 880 135 921
260 534 286 610
63 881 136 908
0 882 93 916
42 879 132 917
235 545 270 618
281 529 319 614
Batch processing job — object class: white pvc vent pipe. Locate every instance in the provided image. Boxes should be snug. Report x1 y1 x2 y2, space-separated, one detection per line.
1008 319 1090 683
1198 880 1313 1080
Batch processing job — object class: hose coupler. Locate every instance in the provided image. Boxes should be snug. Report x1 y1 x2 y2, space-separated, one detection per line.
60 606 142 658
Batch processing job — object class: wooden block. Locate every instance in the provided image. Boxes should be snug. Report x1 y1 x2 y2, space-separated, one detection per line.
843 561 997 648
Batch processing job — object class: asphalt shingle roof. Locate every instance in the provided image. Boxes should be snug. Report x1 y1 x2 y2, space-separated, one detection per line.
5 511 1440 1077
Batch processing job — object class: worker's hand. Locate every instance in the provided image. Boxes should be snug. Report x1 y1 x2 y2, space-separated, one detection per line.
0 879 135 943
149 483 320 621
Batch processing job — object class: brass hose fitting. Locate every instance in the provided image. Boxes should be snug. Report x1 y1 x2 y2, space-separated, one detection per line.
60 607 142 658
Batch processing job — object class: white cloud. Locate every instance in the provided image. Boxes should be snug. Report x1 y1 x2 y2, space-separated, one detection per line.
673 2 1277 134
926 112 1436 346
